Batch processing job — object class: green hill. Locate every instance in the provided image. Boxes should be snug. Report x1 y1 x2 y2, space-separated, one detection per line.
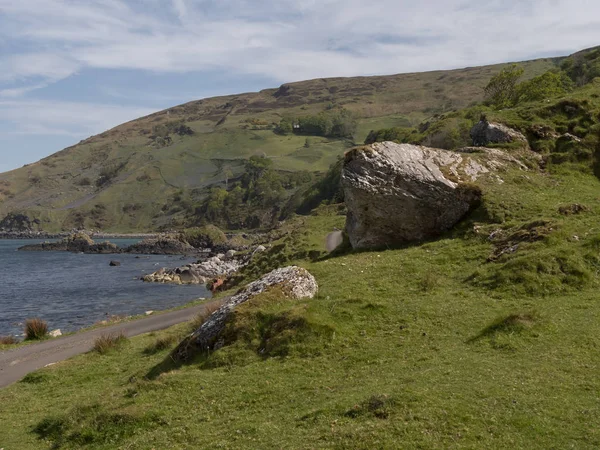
0 57 558 232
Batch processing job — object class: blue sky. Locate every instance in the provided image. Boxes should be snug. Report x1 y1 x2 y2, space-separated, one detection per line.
1 0 599 173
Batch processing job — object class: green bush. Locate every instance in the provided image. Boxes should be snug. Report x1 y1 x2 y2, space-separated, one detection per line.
181 225 227 249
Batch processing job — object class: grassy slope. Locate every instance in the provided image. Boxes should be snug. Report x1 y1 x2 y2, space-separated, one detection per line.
0 58 556 232
2 162 600 448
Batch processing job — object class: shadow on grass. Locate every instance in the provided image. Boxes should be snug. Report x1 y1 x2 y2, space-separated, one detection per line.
32 404 166 449
467 313 537 344
145 335 204 380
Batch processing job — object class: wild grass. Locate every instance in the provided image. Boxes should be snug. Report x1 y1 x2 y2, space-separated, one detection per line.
0 335 18 345
142 335 177 355
188 301 222 332
32 404 165 448
24 318 48 341
92 332 128 355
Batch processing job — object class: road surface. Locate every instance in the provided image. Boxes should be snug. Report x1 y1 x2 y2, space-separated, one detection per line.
0 301 218 389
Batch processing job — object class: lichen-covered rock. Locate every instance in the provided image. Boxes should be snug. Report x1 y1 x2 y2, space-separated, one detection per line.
142 254 245 285
174 266 318 359
470 120 527 147
341 142 487 249
18 232 120 253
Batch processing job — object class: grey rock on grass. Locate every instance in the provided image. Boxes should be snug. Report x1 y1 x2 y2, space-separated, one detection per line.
470 120 527 147
174 266 318 359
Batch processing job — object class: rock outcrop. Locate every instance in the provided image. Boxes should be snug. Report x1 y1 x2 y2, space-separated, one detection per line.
470 120 527 147
0 213 41 232
173 266 318 359
341 142 490 249
125 236 197 255
142 253 245 285
18 232 120 253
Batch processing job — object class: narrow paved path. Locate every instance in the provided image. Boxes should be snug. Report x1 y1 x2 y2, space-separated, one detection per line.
0 301 219 389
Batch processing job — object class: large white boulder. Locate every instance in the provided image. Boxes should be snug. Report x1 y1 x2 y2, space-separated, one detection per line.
341 142 487 249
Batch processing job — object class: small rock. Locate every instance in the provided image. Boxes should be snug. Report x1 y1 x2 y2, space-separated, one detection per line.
109 260 121 266
173 266 318 359
470 120 527 147
252 245 266 256
49 329 62 338
145 311 154 316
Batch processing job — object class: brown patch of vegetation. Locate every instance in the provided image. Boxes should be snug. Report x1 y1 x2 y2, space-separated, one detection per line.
456 182 483 208
92 332 127 354
0 335 18 345
209 278 225 294
24 318 48 340
558 203 589 215
487 220 555 261
188 301 223 333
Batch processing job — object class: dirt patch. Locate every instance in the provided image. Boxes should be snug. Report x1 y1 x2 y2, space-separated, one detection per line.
487 220 555 261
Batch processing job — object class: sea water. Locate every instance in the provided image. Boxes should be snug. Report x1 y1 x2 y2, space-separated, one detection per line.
0 239 209 337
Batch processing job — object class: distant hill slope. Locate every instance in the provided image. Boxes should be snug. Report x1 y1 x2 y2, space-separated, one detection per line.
0 57 560 232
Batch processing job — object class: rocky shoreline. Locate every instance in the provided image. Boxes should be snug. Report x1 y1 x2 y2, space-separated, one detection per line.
0 230 158 240
17 233 205 255
142 251 245 285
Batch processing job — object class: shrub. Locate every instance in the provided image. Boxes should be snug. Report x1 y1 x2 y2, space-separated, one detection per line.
364 127 414 145
181 225 227 250
516 71 573 103
0 335 18 345
189 301 222 333
484 64 524 108
92 332 127 355
419 272 439 292
143 335 177 355
274 118 293 135
24 318 48 340
295 158 344 214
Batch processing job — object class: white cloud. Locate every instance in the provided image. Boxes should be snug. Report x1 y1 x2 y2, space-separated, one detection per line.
1 0 598 87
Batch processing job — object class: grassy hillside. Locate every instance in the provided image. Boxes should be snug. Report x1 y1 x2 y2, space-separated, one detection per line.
0 58 558 232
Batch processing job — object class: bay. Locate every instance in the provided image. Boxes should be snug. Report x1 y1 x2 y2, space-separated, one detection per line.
0 239 209 337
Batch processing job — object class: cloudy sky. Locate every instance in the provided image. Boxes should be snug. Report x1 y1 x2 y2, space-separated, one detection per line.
0 0 598 172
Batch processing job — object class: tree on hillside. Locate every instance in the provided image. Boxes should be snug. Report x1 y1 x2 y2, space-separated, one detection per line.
515 71 574 103
484 64 524 109
242 155 274 187
275 117 293 135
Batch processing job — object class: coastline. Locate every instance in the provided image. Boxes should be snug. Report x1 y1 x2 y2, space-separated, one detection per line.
0 231 159 240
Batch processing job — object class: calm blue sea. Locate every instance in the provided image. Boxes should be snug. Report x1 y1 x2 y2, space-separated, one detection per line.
0 239 210 337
